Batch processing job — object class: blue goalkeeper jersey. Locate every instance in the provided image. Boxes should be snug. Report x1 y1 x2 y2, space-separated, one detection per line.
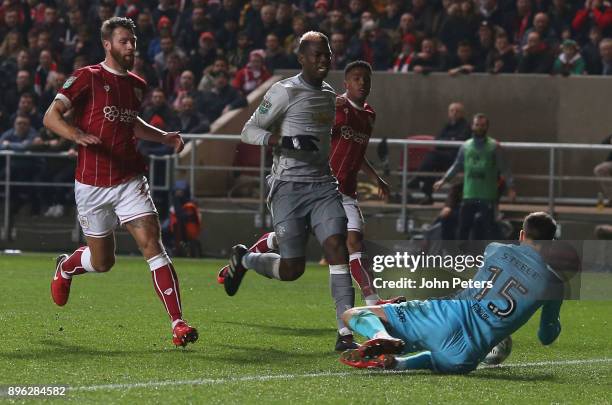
454 242 564 353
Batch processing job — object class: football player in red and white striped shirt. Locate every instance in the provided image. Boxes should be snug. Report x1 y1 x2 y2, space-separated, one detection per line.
329 60 403 306
43 17 197 347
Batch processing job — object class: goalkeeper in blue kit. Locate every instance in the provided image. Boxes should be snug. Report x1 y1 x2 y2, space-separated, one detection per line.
340 212 577 373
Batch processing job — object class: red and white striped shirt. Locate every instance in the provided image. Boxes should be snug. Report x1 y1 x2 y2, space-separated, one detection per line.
329 95 376 199
55 62 147 187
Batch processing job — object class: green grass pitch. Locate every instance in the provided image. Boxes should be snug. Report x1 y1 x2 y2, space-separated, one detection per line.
0 253 610 404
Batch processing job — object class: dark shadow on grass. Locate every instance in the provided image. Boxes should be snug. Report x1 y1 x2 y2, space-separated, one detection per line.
360 368 556 383
209 343 336 365
215 320 333 337
0 339 196 361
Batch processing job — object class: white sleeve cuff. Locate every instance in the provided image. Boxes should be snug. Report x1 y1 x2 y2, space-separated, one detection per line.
54 93 72 109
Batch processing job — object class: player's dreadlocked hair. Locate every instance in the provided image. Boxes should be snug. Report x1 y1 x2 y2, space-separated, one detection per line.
344 60 372 76
298 31 329 54
523 211 557 240
100 17 136 43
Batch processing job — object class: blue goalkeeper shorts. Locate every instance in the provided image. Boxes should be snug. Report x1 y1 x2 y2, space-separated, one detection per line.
381 300 482 374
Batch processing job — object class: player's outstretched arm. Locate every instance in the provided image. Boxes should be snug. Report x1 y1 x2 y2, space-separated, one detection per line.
538 300 562 345
134 117 184 153
361 158 389 200
433 145 465 191
43 100 101 147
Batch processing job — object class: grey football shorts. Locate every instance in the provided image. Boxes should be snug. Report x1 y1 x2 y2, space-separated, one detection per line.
268 180 347 258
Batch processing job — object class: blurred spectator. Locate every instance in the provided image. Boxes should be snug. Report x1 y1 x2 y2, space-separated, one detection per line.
275 1 295 41
479 0 505 28
40 70 66 111
548 0 575 35
594 133 612 204
264 32 291 71
521 12 559 49
10 93 42 130
506 0 534 44
152 0 179 27
154 35 185 75
0 114 43 215
178 6 211 51
413 102 470 205
571 0 612 44
517 31 554 73
33 49 56 96
159 52 185 99
199 70 247 122
582 26 603 73
411 0 442 38
597 37 612 74
320 9 348 36
438 3 472 55
171 70 201 111
475 21 496 67
216 18 240 53
140 88 180 154
233 49 271 95
379 0 403 31
312 0 330 29
346 0 368 34
347 22 392 70
210 0 241 32
35 5 65 45
198 57 230 92
246 3 278 48
241 0 265 30
0 29 24 61
177 95 210 134
187 31 218 79
486 32 518 73
434 114 516 240
446 41 484 75
131 51 159 89
284 15 308 58
392 33 416 72
4 70 35 115
411 37 444 73
136 11 156 61
553 39 586 75
330 31 350 70
227 31 252 69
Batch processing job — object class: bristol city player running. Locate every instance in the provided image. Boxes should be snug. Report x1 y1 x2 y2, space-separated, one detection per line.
329 60 403 306
43 17 197 347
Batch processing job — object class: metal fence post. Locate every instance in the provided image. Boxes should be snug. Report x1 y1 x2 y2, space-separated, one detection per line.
2 154 10 241
548 147 555 215
398 143 408 233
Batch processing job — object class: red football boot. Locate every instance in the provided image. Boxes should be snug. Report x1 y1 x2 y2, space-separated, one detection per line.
217 265 229 284
339 349 396 369
358 337 405 358
51 254 71 306
172 321 199 347
375 296 407 305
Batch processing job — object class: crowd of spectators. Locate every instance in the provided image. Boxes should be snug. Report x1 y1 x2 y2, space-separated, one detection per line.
0 0 610 218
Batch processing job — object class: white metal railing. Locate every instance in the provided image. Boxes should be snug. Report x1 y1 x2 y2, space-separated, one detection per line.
2 136 612 239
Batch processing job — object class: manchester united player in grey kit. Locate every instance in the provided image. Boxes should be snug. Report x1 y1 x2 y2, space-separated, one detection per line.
223 31 357 351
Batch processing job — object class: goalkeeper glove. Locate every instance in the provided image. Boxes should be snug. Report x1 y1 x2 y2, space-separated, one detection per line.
280 135 320 151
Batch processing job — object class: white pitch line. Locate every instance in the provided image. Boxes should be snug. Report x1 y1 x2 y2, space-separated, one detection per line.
72 358 612 393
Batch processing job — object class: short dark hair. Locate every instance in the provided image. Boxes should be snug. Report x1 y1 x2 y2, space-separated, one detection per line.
344 60 372 76
473 113 489 124
523 211 557 240
457 40 472 49
298 31 329 54
100 17 136 43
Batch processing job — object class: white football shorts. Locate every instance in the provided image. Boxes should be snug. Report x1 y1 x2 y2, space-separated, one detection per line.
74 176 157 238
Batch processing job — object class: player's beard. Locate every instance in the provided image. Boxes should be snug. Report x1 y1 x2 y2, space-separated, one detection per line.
110 47 134 71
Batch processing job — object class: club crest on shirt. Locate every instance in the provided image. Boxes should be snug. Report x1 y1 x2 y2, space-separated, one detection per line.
78 215 89 229
63 76 76 89
258 99 272 114
103 85 110 92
